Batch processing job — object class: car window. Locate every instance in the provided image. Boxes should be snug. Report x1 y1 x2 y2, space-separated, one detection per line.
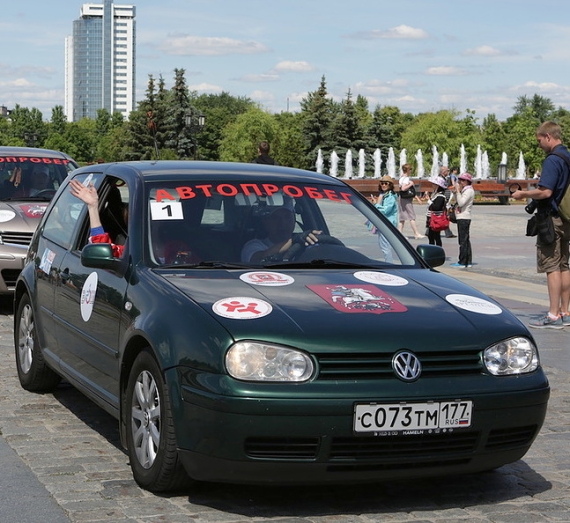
147 180 418 267
43 172 100 250
0 155 77 201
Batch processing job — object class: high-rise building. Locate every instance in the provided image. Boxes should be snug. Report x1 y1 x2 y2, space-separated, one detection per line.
65 0 136 122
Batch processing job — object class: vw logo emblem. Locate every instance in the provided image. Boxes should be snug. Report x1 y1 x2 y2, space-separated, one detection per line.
392 351 422 382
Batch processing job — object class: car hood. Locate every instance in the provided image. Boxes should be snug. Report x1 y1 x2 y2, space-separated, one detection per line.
0 201 48 230
158 268 527 353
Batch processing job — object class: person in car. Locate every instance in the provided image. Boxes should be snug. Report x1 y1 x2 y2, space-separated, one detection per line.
69 179 126 258
241 200 321 263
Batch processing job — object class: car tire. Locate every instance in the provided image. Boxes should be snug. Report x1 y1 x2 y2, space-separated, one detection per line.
15 294 61 392
126 349 190 492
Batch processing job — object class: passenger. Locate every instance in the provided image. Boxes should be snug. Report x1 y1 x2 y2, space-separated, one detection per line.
69 179 126 258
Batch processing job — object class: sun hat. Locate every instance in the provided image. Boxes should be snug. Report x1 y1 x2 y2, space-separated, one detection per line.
379 175 395 184
458 172 473 183
431 176 447 189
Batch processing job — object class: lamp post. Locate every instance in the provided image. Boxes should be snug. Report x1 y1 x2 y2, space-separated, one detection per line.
184 109 206 160
24 131 38 148
497 163 507 183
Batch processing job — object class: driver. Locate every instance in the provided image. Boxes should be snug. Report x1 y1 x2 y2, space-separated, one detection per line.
28 164 51 196
241 199 321 263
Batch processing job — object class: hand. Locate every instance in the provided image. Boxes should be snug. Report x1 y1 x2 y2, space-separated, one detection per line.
69 179 99 207
9 167 22 187
511 190 525 201
293 230 322 246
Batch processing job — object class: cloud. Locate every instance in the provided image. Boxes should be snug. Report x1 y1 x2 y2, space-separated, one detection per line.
463 45 502 57
273 60 315 73
425 66 467 76
347 25 429 40
159 35 270 56
250 90 276 103
238 74 280 83
354 78 410 96
188 82 224 93
0 78 34 88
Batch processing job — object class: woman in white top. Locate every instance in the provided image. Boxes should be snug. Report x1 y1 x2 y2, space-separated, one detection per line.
449 172 475 268
397 163 425 239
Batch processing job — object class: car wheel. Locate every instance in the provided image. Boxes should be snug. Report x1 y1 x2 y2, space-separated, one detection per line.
15 294 61 392
126 349 190 492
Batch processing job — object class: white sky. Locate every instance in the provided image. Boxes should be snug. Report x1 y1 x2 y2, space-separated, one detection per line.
2 0 570 121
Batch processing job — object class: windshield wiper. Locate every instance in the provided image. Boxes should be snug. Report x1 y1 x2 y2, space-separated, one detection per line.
159 260 252 269
264 259 377 269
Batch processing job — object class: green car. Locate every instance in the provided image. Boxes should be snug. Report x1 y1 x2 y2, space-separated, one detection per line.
14 161 549 492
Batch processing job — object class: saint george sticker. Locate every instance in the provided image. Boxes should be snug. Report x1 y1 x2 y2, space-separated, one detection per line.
354 271 408 286
240 271 294 286
80 272 99 322
308 284 407 314
212 297 272 319
445 294 502 315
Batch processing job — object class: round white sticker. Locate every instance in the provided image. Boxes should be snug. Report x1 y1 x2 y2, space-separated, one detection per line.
445 294 502 315
0 210 16 223
240 271 294 286
354 271 408 286
212 297 272 320
80 272 99 322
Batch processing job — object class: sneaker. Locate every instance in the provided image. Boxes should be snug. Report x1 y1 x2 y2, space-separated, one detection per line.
414 235 426 239
449 262 465 268
529 314 564 329
466 264 473 268
561 314 570 327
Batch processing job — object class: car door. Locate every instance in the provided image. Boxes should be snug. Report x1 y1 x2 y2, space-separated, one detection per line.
53 174 130 410
33 187 86 362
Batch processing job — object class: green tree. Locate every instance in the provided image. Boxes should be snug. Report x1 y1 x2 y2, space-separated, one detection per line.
300 75 335 169
49 105 67 135
504 107 544 175
481 114 508 175
192 91 255 161
218 107 279 162
513 94 555 123
400 110 480 173
273 111 305 168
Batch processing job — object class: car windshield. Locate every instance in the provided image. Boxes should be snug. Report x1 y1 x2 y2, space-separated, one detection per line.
147 179 419 268
0 155 77 201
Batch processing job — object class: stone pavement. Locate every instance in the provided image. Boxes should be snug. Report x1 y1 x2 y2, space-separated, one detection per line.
0 203 569 523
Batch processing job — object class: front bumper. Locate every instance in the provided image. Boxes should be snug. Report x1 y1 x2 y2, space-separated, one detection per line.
169 368 550 485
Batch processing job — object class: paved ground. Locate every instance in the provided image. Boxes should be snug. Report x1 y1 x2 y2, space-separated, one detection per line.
1 203 569 523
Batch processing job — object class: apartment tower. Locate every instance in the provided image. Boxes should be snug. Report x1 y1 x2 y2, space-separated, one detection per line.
65 0 136 122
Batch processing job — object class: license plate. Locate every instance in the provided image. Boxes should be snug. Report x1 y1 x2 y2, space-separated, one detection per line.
354 401 472 434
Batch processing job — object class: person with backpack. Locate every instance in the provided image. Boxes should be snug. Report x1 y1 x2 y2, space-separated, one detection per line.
512 121 570 329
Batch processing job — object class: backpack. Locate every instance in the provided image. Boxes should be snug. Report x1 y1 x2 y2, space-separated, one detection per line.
548 151 570 221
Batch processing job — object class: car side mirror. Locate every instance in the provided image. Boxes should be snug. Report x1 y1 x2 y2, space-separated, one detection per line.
81 243 122 272
416 244 446 268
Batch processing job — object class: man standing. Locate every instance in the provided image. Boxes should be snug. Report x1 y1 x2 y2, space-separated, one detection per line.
252 141 276 165
512 121 570 329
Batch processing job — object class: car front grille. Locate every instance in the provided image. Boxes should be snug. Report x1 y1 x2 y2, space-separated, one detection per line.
1 231 34 246
245 438 320 459
243 426 538 465
485 425 538 450
1 269 22 288
316 349 481 380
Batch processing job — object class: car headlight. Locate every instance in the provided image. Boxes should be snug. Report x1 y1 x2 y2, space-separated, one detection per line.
226 341 314 382
483 337 539 375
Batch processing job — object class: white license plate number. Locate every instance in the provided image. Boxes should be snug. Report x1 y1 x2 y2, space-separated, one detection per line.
354 401 472 433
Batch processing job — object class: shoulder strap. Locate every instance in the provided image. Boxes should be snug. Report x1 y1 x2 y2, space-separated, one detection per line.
547 150 570 206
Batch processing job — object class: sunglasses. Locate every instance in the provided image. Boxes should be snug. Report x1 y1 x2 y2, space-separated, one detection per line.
380 182 390 185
